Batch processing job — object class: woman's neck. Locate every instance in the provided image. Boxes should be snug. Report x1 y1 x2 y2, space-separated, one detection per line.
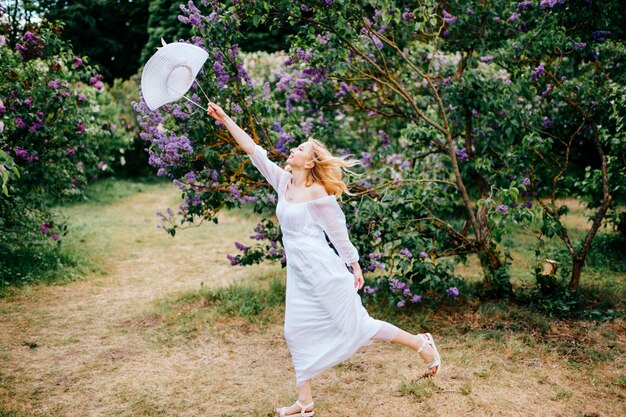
290 168 309 187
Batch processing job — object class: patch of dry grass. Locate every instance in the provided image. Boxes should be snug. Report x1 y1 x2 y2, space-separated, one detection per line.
0 183 624 417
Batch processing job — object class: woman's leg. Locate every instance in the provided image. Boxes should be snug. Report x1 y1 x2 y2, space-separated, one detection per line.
372 320 439 374
275 379 314 416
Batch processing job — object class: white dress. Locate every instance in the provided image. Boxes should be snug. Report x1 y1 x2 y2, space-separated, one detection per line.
248 144 383 387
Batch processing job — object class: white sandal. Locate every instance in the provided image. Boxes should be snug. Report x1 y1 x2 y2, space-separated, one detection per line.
417 332 442 376
276 400 315 417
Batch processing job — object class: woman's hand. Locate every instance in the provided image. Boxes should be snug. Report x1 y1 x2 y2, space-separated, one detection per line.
351 262 364 290
206 102 228 123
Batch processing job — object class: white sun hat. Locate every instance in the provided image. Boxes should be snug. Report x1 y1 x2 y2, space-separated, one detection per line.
141 40 209 111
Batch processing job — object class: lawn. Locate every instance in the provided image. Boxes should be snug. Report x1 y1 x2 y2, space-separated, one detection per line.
0 178 623 417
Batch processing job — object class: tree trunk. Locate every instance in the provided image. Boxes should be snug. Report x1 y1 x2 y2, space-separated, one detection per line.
570 257 584 291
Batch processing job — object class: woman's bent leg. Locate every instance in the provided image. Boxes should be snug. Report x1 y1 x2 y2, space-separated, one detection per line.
371 319 439 374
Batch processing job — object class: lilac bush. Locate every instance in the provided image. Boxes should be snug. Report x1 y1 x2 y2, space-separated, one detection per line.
133 0 625 301
1 22 135 283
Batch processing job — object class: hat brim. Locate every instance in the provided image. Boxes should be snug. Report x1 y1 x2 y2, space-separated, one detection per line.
141 42 209 111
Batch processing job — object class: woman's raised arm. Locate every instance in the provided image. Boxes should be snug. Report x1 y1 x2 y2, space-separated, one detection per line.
207 102 289 192
206 102 255 155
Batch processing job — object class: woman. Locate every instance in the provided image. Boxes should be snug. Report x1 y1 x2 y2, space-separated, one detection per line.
206 102 441 417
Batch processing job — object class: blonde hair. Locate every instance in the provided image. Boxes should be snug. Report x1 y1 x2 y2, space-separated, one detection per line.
300 138 362 197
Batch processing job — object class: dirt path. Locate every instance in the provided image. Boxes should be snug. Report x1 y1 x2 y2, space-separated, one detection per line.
0 185 624 417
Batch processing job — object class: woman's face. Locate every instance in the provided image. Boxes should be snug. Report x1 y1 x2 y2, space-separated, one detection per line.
288 142 315 169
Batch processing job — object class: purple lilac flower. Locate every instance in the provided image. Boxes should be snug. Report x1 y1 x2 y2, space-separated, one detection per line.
517 1 534 10
400 248 413 258
496 204 509 215
229 56 250 85
29 118 44 133
321 0 333 6
15 118 26 129
368 261 385 271
419 251 429 259
0 101 5 115
446 287 459 298
402 12 414 21
296 48 313 63
276 131 294 155
442 10 457 24
590 31 611 44
542 116 554 128
522 177 531 187
271 121 283 133
24 98 32 107
213 61 229 88
48 80 61 89
541 83 553 96
373 230 382 238
90 75 104 90
397 300 406 308
40 223 49 233
73 57 83 68
411 294 422 303
524 201 533 208
184 171 197 183
360 152 373 168
574 42 587 50
364 285 379 294
23 31 36 42
378 130 390 145
369 252 382 261
76 122 85 134
316 32 330 44
403 288 412 297
385 154 403 166
507 13 520 23
456 148 469 161
540 0 566 10
51 233 59 241
336 81 351 98
530 63 545 80
227 254 241 265
234 241 249 252
480 55 494 63
300 4 311 12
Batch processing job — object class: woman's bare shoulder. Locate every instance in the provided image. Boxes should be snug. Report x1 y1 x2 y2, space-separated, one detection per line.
308 182 330 199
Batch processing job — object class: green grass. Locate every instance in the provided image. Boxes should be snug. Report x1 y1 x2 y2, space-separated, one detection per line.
0 411 60 417
553 389 574 401
77 176 169 206
146 272 286 346
398 379 441 402
0 177 170 297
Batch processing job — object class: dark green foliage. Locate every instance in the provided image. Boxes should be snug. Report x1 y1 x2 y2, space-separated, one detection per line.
40 0 151 81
